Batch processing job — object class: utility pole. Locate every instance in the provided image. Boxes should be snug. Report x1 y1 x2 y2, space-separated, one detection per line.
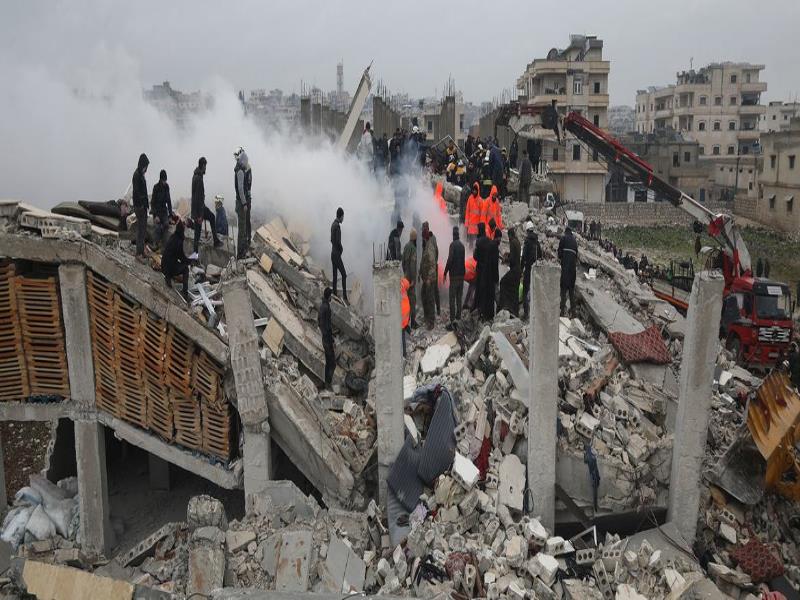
733 149 741 201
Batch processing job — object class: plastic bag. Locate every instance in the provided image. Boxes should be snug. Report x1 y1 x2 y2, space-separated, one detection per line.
43 498 78 538
30 474 67 508
1 506 33 549
57 476 79 498
14 486 42 507
25 505 56 541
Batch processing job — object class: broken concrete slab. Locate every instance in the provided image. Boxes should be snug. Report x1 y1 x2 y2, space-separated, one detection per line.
324 534 366 593
420 344 451 374
575 279 645 336
188 536 226 597
274 530 313 593
491 331 529 396
498 454 525 511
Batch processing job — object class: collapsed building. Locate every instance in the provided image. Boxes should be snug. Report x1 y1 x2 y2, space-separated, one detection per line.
0 182 798 600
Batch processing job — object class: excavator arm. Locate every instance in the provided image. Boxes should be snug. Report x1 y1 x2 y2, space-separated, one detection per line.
563 111 751 277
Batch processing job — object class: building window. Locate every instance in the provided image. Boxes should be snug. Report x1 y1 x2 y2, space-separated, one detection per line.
788 196 795 213
730 96 737 105
770 155 777 169
769 195 776 210
593 114 599 127
699 96 707 106
728 121 736 131
592 149 598 161
785 115 789 121
427 120 433 133
713 121 721 131
572 145 581 161
573 80 583 95
790 155 796 169
742 145 749 155
698 121 706 131
746 73 751 83
713 146 721 155
715 96 722 106
684 151 691 163
699 146 705 155
730 74 737 84
673 153 679 167
748 181 753 190
773 115 777 120
553 148 559 162
593 81 600 94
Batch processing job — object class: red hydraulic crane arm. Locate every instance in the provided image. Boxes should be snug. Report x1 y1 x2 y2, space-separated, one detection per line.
562 111 751 276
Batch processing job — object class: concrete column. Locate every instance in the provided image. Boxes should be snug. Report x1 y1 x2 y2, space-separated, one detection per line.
75 420 112 556
667 272 724 543
148 454 171 491
221 277 272 510
58 263 95 407
372 263 404 508
527 264 561 530
0 429 6 508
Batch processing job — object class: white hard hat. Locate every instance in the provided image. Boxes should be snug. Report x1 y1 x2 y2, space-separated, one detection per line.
233 146 244 159
525 221 534 231
412 125 420 134
214 194 224 203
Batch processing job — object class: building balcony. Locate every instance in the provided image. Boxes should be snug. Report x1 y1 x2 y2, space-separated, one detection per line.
737 129 760 141
588 93 610 107
654 109 673 120
740 81 767 93
673 105 693 115
530 60 610 75
531 94 567 107
739 104 766 115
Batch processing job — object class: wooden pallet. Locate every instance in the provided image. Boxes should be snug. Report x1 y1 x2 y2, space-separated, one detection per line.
171 394 202 451
0 262 29 401
165 328 194 396
87 272 119 415
201 399 235 461
114 298 146 428
191 351 225 409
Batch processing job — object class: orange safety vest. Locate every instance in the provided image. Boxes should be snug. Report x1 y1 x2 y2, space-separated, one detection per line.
464 257 477 283
485 186 503 234
479 195 491 229
434 182 447 213
401 277 411 329
466 190 482 235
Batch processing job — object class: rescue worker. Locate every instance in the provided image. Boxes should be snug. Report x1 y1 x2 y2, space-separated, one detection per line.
330 207 348 303
521 221 542 319
485 186 503 237
464 256 478 310
162 219 191 300
387 220 404 261
402 229 418 328
558 227 579 317
150 168 173 250
518 150 533 205
318 287 335 389
473 222 493 319
465 182 482 246
443 226 465 328
486 228 501 320
422 222 440 316
489 141 504 196
190 156 222 258
357 122 374 168
234 147 252 259
510 138 519 170
215 195 228 237
498 227 521 316
419 228 438 329
132 153 150 261
401 277 411 357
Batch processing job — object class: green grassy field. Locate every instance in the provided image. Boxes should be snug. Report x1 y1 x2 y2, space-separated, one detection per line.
603 225 800 290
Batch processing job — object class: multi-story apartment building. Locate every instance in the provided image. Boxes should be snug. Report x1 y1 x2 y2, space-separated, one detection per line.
635 63 766 160
516 34 610 202
760 101 800 133
757 118 800 232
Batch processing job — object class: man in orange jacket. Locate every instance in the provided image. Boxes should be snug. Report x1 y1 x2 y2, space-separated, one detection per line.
401 277 411 357
484 185 503 237
465 182 482 246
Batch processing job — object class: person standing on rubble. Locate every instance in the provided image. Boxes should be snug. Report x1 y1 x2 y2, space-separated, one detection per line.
234 147 252 259
402 229 418 329
473 222 492 317
419 230 438 330
558 226 579 317
330 207 348 304
486 227 501 320
162 219 191 301
498 227 521 316
215 195 228 238
400 277 411 357
318 287 335 389
421 222 440 317
443 226 465 329
132 153 150 262
357 122 374 170
387 220 404 261
521 221 542 319
150 168 172 251
191 157 222 259
465 182 482 248
489 141 504 197
518 150 533 205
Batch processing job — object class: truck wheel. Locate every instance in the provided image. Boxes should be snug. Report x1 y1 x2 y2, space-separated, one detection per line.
726 335 741 362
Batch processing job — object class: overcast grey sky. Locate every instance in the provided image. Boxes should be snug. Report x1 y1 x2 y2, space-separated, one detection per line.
1 0 798 105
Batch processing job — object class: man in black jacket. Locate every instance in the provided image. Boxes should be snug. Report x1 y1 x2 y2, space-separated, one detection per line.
234 147 252 259
132 153 149 261
521 222 542 319
162 220 191 300
443 226 465 328
386 220 404 261
498 227 522 316
473 222 493 318
331 207 348 303
318 287 335 389
518 150 533 205
558 227 579 317
190 157 221 258
151 169 173 250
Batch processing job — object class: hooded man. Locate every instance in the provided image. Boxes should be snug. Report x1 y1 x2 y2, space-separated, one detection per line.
419 229 438 329
558 226 579 317
132 153 150 260
521 221 542 319
191 156 222 258
473 222 492 317
318 287 335 389
151 168 172 250
387 220 404 261
215 195 228 237
518 150 533 205
234 147 252 259
402 228 418 328
485 186 503 237
162 219 190 300
421 222 440 316
330 207 347 303
465 182 482 246
443 226 466 328
498 227 521 316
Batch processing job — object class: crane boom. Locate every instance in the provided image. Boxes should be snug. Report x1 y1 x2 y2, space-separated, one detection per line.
563 111 751 276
